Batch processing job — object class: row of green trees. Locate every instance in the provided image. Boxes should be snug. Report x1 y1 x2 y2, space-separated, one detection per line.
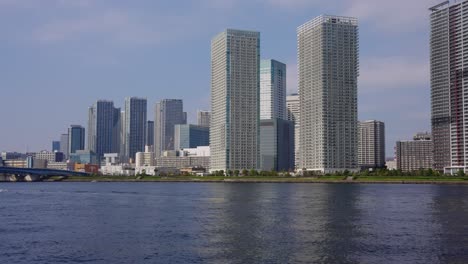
321 168 464 178
210 169 292 177
208 168 465 178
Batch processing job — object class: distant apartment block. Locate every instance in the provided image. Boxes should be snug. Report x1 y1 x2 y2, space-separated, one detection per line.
358 120 385 169
32 151 64 163
197 110 211 128
154 99 186 157
60 134 69 159
52 141 60 152
396 133 434 172
124 97 147 161
156 146 210 170
88 100 121 158
69 150 98 165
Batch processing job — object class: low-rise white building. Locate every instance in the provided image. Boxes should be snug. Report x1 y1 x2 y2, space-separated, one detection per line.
100 164 134 176
47 162 68 170
135 146 155 167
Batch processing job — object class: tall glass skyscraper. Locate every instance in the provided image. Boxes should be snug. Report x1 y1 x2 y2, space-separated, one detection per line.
88 100 121 158
68 125 85 155
154 99 186 157
260 59 287 120
124 97 147 161
259 119 295 171
430 1 468 173
210 29 260 172
298 15 359 173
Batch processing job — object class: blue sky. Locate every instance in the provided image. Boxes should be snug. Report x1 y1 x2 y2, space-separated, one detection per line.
0 0 440 156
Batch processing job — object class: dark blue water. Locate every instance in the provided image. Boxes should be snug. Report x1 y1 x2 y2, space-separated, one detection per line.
1 183 468 264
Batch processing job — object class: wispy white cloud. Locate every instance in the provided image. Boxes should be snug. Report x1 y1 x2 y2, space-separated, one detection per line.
259 0 441 32
33 10 183 45
359 56 429 91
343 0 441 32
262 0 322 8
0 0 94 8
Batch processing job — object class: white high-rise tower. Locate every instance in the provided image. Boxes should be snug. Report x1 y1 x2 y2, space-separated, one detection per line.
210 29 260 172
298 15 359 173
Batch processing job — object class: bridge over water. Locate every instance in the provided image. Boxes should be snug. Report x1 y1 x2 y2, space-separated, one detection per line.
0 167 89 182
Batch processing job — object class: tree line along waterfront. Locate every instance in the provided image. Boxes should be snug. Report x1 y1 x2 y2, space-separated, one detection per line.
44 168 468 183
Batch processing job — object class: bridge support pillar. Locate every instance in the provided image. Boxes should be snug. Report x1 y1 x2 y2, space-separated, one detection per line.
24 174 40 182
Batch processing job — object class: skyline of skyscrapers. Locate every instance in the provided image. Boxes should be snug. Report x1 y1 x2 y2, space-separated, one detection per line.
298 15 359 173
14 10 442 174
210 29 260 172
124 97 147 161
154 99 186 157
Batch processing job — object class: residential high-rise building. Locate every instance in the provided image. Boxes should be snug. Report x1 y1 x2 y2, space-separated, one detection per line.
298 15 359 173
396 133 434 172
259 118 295 171
430 1 468 172
124 97 147 161
52 141 60 152
68 125 85 155
146 120 154 149
154 99 186 157
260 59 287 120
197 110 211 128
174 124 210 150
60 134 69 159
210 29 260 172
287 93 300 169
87 100 120 158
358 120 385 169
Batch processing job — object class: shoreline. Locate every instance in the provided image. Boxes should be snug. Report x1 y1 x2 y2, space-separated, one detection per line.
45 177 468 185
